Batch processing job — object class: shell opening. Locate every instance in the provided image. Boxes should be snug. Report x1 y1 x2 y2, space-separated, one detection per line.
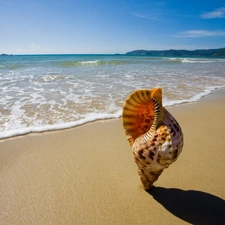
122 88 162 146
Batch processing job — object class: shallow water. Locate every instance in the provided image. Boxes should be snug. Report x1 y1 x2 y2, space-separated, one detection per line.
1 54 225 139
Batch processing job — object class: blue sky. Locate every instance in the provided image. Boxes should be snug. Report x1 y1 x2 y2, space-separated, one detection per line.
0 0 225 54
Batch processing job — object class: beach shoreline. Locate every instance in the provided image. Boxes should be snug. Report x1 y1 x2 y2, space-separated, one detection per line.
1 89 225 224
1 54 225 141
0 86 224 141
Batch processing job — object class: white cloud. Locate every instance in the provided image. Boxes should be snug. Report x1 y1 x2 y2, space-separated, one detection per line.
133 12 161 21
200 7 225 19
174 30 225 38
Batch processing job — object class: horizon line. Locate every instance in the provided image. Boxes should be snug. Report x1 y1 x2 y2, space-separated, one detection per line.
1 46 225 56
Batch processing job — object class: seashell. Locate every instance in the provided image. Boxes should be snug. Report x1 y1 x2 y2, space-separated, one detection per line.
122 88 183 190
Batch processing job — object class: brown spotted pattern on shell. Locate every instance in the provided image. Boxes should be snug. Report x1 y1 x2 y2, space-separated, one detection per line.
122 88 183 190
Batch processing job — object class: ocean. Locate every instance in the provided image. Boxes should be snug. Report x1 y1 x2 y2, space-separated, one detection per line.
1 54 225 139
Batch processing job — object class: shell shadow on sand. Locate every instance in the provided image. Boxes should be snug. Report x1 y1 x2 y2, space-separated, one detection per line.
147 187 225 225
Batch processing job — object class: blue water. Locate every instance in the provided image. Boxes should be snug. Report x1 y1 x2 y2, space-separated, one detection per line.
1 54 225 139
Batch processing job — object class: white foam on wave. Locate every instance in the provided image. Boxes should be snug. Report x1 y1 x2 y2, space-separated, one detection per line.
1 86 225 140
163 86 225 107
0 111 122 140
80 60 99 66
166 57 222 64
181 59 215 64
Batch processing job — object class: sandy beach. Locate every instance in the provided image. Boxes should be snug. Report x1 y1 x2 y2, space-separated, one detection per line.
1 89 225 225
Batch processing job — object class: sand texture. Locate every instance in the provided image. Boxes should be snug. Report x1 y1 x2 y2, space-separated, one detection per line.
1 89 225 225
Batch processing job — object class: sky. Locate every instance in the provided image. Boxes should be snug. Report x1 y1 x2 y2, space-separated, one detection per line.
0 0 225 54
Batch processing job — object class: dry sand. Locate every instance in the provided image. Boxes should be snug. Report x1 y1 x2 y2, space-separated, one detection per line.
1 89 225 225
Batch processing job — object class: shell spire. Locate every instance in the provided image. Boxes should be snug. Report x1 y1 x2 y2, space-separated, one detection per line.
122 88 183 190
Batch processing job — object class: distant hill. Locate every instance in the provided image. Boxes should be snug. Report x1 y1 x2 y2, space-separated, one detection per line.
125 47 225 57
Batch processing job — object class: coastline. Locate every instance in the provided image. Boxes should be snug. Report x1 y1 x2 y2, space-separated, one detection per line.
1 54 225 140
1 86 224 140
1 89 225 224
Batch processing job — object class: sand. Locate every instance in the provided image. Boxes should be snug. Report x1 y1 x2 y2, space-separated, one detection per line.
1 89 225 225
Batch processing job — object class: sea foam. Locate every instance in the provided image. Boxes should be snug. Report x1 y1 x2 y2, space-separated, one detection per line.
0 111 122 139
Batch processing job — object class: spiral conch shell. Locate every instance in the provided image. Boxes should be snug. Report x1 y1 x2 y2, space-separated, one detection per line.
122 88 183 190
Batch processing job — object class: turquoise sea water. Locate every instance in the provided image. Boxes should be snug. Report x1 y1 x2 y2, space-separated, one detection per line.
1 54 225 139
